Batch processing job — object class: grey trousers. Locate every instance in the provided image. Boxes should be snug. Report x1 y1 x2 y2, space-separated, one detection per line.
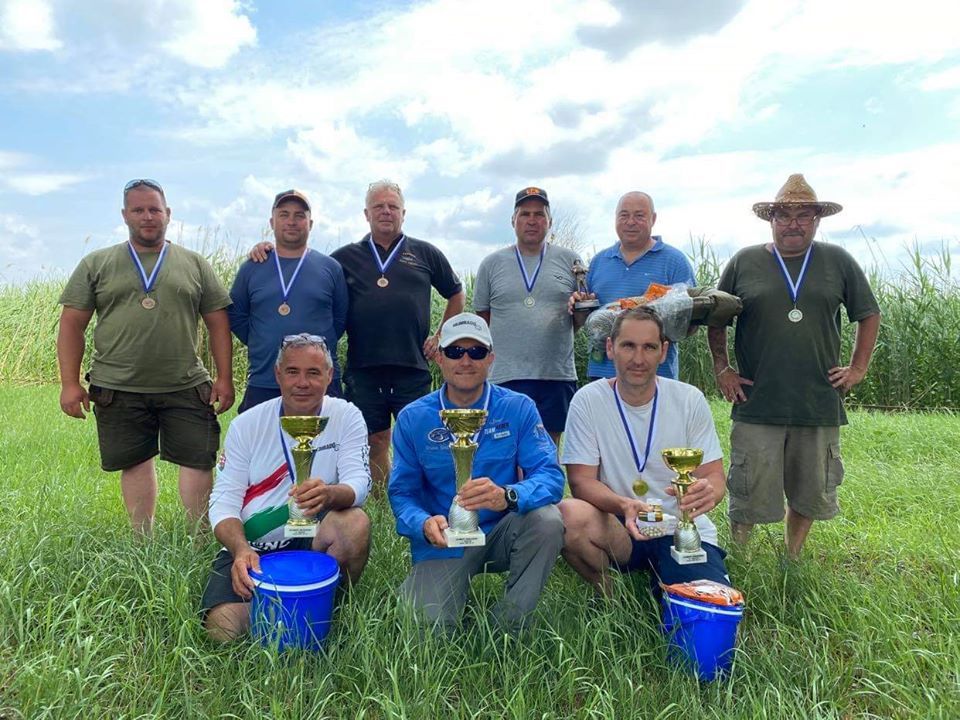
400 505 564 634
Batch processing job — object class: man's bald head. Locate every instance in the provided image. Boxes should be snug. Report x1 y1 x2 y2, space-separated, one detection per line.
615 191 655 216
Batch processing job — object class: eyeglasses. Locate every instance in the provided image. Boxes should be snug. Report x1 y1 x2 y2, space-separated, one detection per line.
124 179 165 195
772 210 819 227
281 333 328 348
441 345 490 361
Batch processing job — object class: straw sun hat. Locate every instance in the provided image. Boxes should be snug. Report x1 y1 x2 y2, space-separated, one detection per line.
753 174 843 221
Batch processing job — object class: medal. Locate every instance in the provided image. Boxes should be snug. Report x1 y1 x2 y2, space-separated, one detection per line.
274 248 309 315
128 241 168 309
613 380 659 497
515 244 545 309
368 234 405 289
773 243 813 324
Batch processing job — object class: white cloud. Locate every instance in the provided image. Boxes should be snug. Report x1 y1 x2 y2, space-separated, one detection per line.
0 0 61 51
919 65 960 91
159 0 256 69
3 172 89 195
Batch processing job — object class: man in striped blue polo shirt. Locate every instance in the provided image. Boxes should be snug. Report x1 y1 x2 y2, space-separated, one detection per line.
571 191 696 380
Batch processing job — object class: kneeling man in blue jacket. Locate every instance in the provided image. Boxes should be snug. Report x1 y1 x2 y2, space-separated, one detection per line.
388 312 565 635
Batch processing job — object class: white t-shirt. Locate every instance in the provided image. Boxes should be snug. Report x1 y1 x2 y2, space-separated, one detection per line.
562 377 723 546
209 395 370 550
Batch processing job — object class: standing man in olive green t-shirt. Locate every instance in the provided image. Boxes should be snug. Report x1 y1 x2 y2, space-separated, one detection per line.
708 174 881 559
57 179 234 533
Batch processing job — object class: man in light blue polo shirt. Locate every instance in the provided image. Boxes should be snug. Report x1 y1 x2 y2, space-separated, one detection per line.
572 191 695 379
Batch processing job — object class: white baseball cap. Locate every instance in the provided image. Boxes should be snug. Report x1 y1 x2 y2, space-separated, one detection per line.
438 312 493 348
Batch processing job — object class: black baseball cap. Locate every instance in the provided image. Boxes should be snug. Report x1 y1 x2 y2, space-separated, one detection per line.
272 189 311 212
514 186 549 207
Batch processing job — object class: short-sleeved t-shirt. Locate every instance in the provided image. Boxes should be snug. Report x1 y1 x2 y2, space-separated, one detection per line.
562 377 723 546
59 242 231 393
473 243 581 383
586 238 696 379
228 250 348 389
717 242 880 427
332 234 462 372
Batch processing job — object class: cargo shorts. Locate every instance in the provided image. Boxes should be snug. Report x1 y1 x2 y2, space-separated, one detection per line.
89 381 221 471
726 421 844 524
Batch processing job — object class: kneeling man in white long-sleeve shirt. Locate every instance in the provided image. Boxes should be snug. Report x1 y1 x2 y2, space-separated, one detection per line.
202 333 371 642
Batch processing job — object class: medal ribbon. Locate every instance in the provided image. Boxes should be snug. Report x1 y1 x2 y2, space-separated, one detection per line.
612 380 659 474
772 243 814 306
273 249 309 304
367 234 406 278
439 381 492 444
278 400 324 486
514 244 546 295
127 241 169 295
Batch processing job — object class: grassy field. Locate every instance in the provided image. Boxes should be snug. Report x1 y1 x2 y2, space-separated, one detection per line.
1 385 958 719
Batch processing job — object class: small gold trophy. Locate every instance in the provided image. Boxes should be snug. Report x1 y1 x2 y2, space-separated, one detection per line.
662 448 707 564
439 408 488 547
572 259 600 312
281 415 329 539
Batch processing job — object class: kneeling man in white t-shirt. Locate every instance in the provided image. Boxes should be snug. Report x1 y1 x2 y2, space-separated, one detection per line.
560 306 731 594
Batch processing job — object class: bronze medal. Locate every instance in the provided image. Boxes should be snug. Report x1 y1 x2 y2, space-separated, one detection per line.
141 297 156 310
278 303 291 316
632 477 649 496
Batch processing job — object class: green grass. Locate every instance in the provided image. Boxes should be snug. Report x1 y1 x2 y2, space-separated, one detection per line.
1 385 958 719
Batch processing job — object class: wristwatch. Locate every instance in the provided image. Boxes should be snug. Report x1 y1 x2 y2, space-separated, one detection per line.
504 485 519 512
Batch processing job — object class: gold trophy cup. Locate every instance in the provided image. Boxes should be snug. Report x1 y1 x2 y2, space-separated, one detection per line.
281 415 329 539
662 448 707 564
572 259 601 312
439 408 488 547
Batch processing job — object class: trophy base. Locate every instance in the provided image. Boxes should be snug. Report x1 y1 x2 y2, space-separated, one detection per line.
284 522 317 539
444 528 486 547
573 300 600 312
670 545 707 565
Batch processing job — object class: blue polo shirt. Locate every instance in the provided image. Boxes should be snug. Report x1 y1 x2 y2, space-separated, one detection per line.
586 237 696 379
388 383 565 563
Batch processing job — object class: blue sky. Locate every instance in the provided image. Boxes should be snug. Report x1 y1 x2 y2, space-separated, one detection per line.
1 0 959 283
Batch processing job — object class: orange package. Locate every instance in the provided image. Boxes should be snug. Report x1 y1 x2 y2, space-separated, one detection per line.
661 579 745 607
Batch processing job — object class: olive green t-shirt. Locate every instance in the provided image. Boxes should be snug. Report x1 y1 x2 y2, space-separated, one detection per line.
59 242 231 393
717 242 880 427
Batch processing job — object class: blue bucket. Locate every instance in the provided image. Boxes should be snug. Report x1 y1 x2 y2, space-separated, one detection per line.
661 591 743 681
249 550 340 652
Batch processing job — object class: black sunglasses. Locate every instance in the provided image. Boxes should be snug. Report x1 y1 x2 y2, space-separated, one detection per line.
441 345 490 360
124 178 165 195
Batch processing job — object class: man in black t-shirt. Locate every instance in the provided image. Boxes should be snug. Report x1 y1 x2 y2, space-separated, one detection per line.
249 181 464 487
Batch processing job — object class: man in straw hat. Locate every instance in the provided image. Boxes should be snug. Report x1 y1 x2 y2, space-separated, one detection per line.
707 174 881 558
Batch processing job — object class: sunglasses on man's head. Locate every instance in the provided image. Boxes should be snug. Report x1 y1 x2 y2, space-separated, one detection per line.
124 178 164 195
281 333 327 348
441 345 490 360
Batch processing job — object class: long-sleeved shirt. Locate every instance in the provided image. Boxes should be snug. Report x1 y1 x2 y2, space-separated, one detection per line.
388 383 565 563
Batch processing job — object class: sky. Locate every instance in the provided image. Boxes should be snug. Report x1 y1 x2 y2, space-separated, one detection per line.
1 0 959 285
